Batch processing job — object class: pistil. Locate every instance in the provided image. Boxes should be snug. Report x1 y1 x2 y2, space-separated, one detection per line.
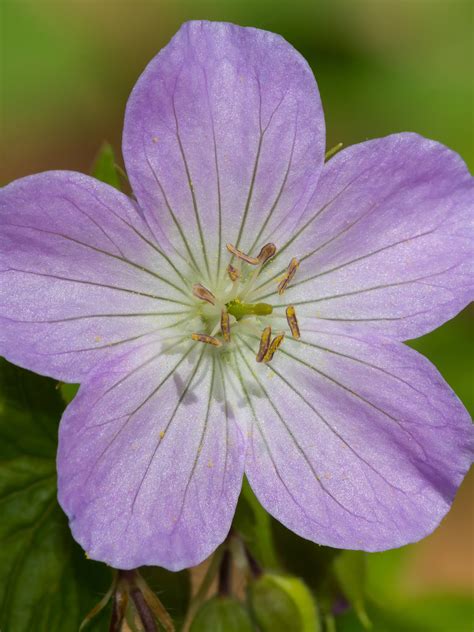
226 299 273 320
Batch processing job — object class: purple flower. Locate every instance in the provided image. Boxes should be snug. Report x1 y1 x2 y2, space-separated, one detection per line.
1 21 472 571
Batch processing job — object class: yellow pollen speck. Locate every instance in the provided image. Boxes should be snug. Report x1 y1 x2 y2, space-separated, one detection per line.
85 552 90 559
94 336 102 343
207 460 214 468
159 431 165 439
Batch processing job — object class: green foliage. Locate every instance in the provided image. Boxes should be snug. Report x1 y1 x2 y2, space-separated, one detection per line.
336 595 474 632
91 142 123 191
189 596 254 632
271 519 340 592
140 566 191 630
59 382 80 404
248 573 321 632
0 359 111 632
332 551 370 628
233 477 279 569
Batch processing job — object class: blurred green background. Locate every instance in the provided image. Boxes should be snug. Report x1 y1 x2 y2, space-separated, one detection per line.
1 0 473 629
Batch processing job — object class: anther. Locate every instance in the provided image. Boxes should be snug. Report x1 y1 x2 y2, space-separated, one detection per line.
257 242 277 265
227 264 240 282
221 309 231 342
263 333 285 363
191 333 222 347
286 305 300 339
226 243 260 265
192 283 216 305
256 326 272 362
278 258 299 295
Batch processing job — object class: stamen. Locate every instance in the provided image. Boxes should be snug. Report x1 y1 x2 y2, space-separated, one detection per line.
286 305 300 339
256 326 272 362
221 309 231 342
191 333 222 347
227 264 240 282
192 283 216 305
278 258 299 295
257 242 277 265
263 333 285 363
226 243 260 265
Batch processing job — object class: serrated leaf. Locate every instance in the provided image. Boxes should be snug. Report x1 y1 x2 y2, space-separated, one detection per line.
0 358 111 632
248 573 321 632
189 596 253 632
91 142 122 190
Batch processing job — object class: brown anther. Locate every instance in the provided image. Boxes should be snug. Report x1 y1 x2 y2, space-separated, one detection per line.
286 305 300 339
227 264 240 282
278 258 299 295
220 309 231 342
192 283 216 305
191 333 222 347
263 333 285 363
256 326 272 363
257 242 277 265
226 243 260 265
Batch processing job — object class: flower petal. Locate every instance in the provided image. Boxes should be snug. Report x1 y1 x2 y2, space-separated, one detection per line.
0 172 193 382
253 133 473 340
57 341 246 570
237 322 472 551
123 21 325 278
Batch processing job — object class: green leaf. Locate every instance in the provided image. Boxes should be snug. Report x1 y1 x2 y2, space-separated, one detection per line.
336 595 474 632
248 573 321 632
189 596 254 632
59 382 79 404
271 518 340 592
333 550 370 628
0 358 111 632
233 477 279 569
91 142 122 190
139 566 191 630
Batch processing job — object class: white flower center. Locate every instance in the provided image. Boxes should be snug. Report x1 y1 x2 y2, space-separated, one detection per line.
184 242 300 364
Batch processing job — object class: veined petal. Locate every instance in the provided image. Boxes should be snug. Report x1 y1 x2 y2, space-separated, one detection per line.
253 133 473 340
57 341 246 570
236 322 472 551
0 172 193 382
123 20 325 280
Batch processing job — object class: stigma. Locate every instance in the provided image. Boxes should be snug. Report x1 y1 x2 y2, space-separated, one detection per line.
190 242 301 363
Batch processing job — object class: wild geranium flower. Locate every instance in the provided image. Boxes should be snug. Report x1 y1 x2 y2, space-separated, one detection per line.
1 21 472 571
